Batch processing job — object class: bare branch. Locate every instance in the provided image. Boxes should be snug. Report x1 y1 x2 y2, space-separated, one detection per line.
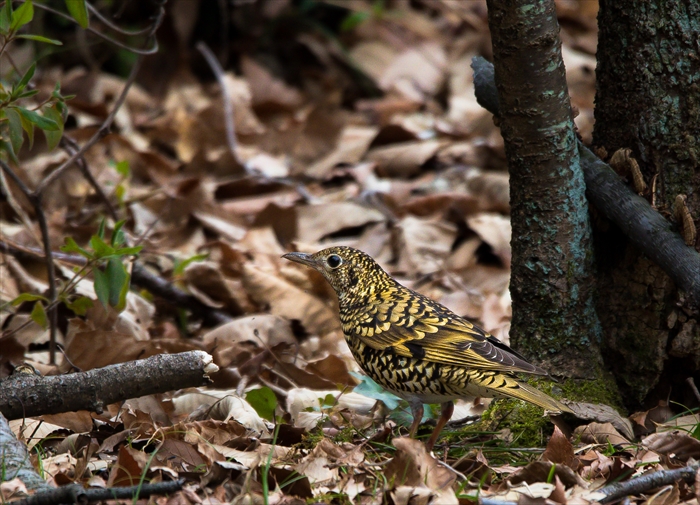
195 41 245 168
32 1 161 55
0 159 58 362
12 480 185 505
0 351 218 420
597 462 700 503
60 135 119 221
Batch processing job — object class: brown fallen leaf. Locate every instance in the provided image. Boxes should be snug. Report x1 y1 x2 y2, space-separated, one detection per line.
642 431 700 462
305 125 379 179
296 201 385 243
574 421 630 446
241 263 339 335
367 139 444 178
396 215 458 276
384 437 458 504
542 425 577 469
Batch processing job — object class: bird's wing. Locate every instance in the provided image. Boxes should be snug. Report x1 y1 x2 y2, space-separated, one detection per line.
349 289 547 375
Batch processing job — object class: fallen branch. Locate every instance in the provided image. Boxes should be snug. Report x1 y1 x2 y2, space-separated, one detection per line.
471 56 700 303
596 462 700 503
0 351 218 420
11 480 185 505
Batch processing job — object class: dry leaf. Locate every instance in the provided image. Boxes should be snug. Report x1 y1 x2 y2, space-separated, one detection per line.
542 425 576 469
574 422 630 446
242 263 339 335
296 202 385 243
367 140 444 178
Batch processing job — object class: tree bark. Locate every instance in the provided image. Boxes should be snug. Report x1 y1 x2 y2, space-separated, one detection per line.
0 352 218 420
486 0 602 378
594 0 700 406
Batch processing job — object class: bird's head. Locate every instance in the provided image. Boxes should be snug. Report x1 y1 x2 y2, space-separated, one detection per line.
282 246 389 300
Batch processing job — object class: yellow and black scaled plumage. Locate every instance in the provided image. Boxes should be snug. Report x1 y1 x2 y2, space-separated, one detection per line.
283 246 571 450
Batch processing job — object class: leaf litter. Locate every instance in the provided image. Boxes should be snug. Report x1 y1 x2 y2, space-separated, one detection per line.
1 1 697 504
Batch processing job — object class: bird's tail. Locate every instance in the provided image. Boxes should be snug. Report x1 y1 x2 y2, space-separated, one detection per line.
467 371 573 414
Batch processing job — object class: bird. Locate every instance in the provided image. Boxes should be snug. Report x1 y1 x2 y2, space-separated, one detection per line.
282 246 572 450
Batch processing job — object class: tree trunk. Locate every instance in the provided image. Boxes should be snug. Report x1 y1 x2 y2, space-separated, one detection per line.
486 0 603 379
594 0 700 407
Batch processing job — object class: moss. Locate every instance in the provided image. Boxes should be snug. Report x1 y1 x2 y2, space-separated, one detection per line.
438 373 625 451
479 399 555 448
559 374 625 412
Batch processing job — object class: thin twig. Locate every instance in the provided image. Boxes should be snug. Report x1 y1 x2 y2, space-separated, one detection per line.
32 1 160 55
0 159 58 361
60 135 119 220
195 41 245 168
36 58 144 193
87 1 156 36
687 377 700 404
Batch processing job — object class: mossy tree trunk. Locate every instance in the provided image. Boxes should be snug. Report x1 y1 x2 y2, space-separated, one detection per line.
593 0 700 408
486 0 605 380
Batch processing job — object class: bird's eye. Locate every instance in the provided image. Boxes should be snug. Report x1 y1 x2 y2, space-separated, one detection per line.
327 254 343 269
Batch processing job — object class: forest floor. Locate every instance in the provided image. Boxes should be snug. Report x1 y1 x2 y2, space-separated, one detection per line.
1 1 698 504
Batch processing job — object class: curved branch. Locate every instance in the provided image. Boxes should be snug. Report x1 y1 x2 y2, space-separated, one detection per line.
32 1 161 55
195 41 245 168
471 56 700 303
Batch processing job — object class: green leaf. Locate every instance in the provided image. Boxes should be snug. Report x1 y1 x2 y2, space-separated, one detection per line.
97 217 106 239
10 0 34 32
246 387 278 422
0 0 12 34
16 108 34 149
340 11 369 32
114 246 142 256
93 268 109 308
114 160 130 177
41 104 64 151
63 295 93 315
16 33 62 45
173 253 208 276
30 300 48 330
0 139 20 165
10 292 49 306
6 107 24 154
89 234 115 258
14 89 39 99
61 236 92 259
111 219 126 247
12 63 35 96
64 0 88 28
350 371 401 410
105 258 130 310
15 106 59 131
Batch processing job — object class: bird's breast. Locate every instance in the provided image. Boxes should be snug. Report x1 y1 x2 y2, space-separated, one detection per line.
345 337 451 401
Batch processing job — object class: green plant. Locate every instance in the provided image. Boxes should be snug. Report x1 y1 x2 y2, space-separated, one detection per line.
261 423 281 505
61 219 142 311
0 0 73 162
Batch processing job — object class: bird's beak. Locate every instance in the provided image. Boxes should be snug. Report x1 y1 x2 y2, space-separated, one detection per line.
282 252 318 269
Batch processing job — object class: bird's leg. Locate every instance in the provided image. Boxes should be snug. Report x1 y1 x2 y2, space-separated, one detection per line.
408 401 424 438
426 401 454 451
